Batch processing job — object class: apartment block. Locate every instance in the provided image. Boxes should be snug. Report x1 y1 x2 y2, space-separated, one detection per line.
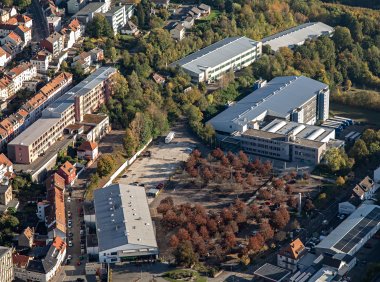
105 4 131 34
0 246 14 282
5 62 37 96
40 31 65 56
8 67 116 164
170 36 262 83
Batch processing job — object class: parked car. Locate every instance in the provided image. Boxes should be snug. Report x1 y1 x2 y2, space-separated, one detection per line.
68 241 73 247
67 197 71 203
67 255 72 260
68 222 72 228
156 183 164 190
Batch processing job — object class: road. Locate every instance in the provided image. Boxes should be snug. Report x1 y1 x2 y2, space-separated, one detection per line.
30 0 49 41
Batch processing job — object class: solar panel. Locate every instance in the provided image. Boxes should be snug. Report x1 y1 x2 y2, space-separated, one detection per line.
333 207 380 254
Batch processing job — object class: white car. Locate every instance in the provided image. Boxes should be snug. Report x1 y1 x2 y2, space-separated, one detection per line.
67 255 72 260
67 197 71 203
68 241 73 247
68 210 71 216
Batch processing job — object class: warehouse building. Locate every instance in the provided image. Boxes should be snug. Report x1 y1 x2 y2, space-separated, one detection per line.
208 76 329 136
93 184 158 263
262 22 334 52
315 204 380 256
169 36 262 83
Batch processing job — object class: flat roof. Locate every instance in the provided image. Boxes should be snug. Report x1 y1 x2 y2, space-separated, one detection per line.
316 204 380 255
94 184 158 252
74 2 106 17
169 36 260 75
209 76 328 134
66 67 116 98
9 117 61 146
262 22 334 51
254 263 291 282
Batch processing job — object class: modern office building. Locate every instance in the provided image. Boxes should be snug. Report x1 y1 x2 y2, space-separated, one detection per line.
208 76 329 136
93 184 158 263
169 36 262 83
262 22 334 52
0 246 13 282
233 119 336 165
315 204 380 256
7 67 116 164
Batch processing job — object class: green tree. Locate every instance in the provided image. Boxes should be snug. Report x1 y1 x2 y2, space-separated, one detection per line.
324 148 354 172
349 139 369 160
333 26 354 52
86 14 114 38
174 241 198 267
123 129 138 158
97 154 116 177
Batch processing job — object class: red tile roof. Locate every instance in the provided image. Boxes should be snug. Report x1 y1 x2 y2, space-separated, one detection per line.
12 254 30 268
279 238 305 260
78 141 98 151
59 161 75 177
0 153 12 167
52 236 66 253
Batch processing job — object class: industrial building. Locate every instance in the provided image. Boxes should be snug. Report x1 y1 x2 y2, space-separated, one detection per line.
7 67 116 164
315 204 380 256
169 36 262 83
93 184 158 263
208 76 330 136
262 22 334 52
232 119 337 165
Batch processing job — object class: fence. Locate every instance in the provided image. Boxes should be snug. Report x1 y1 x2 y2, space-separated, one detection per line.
103 139 153 187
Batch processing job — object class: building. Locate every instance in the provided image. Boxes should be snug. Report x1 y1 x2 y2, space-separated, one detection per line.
319 253 356 277
170 23 185 41
338 196 361 215
254 263 291 282
67 0 87 14
170 36 262 83
0 47 11 67
374 166 380 183
18 227 34 248
315 204 380 256
13 254 31 281
71 51 92 72
5 62 37 96
25 236 66 282
121 20 139 36
40 32 65 56
31 50 53 74
232 119 336 166
277 238 307 272
208 76 329 135
45 173 66 240
46 16 61 34
77 141 98 160
198 3 211 16
182 16 194 29
7 67 114 164
73 2 108 24
93 184 158 263
89 47 104 63
0 246 14 282
352 176 377 200
57 161 76 186
262 22 334 52
105 4 130 34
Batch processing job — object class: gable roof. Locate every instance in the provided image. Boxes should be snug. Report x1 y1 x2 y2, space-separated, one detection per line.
353 176 375 198
78 141 98 151
0 153 12 167
22 226 34 240
279 238 305 260
13 254 30 268
59 161 75 176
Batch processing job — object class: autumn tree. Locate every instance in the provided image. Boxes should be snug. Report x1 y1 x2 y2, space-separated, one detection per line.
260 222 274 241
248 234 264 253
169 234 179 248
97 154 116 177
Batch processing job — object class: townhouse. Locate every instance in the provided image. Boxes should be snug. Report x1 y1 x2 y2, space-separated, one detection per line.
5 62 37 95
40 32 65 56
0 46 11 66
31 50 53 74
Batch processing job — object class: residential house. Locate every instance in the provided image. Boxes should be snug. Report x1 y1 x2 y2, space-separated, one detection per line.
0 47 11 67
152 73 165 84
0 7 17 23
57 161 76 186
0 23 17 37
18 227 34 248
352 176 377 200
13 254 31 281
2 31 22 51
45 173 66 240
14 25 31 46
40 32 65 56
277 238 307 272
0 76 13 100
14 14 33 28
0 153 13 206
198 4 211 16
188 7 202 19
5 62 37 95
31 50 53 74
67 0 87 14
121 20 139 36
0 246 14 282
71 51 92 72
62 18 82 49
170 23 185 41
47 16 61 34
77 141 98 160
89 47 104 62
182 16 194 29
25 236 66 282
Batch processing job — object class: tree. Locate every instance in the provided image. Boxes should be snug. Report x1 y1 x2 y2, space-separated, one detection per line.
260 222 274 241
304 199 315 212
248 234 264 253
169 235 179 248
86 14 114 38
97 154 116 177
324 148 354 172
336 176 346 186
225 232 236 249
174 241 198 267
177 228 190 241
349 139 369 160
123 129 138 158
333 26 354 52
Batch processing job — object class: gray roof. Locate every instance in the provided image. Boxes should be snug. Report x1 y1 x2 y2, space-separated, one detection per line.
315 204 380 255
73 2 106 17
262 22 334 52
208 76 328 134
169 36 260 75
94 184 158 252
254 263 291 281
66 66 116 97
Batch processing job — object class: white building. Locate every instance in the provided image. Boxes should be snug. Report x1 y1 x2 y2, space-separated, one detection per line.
352 176 377 200
5 63 37 95
277 238 307 272
170 36 262 83
170 23 185 41
0 246 13 282
316 204 380 256
262 22 334 52
94 184 158 263
105 4 129 34
31 50 53 74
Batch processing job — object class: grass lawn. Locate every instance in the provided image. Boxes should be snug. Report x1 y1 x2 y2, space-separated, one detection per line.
163 270 207 282
330 102 380 127
196 10 221 21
